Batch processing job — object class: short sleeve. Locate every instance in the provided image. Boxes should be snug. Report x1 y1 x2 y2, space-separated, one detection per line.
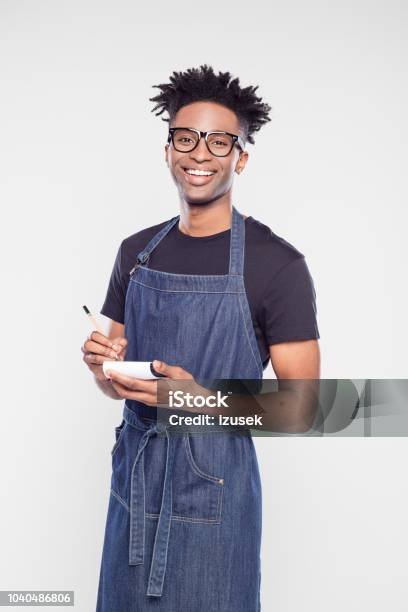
261 256 320 345
100 242 127 324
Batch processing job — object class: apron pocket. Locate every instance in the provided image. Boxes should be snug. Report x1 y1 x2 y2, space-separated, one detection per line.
112 428 224 524
170 433 224 523
184 433 224 483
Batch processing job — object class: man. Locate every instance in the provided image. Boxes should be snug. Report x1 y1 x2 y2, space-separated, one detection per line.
82 64 320 611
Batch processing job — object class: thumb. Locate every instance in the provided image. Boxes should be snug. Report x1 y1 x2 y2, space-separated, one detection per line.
152 360 192 380
152 360 171 377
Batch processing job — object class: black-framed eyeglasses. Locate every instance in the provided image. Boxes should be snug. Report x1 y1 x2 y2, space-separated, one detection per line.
167 127 245 157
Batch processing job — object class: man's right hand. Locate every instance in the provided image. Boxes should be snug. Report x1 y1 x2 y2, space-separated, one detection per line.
81 331 128 382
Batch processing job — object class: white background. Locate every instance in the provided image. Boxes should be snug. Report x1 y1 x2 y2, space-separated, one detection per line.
0 1 407 610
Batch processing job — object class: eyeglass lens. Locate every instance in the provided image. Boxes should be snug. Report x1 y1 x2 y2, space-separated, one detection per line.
172 129 234 156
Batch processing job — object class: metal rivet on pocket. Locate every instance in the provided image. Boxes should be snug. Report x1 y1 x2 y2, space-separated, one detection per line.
219 479 224 485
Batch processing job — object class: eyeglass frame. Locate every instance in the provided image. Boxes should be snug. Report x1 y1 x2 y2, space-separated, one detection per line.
167 127 245 157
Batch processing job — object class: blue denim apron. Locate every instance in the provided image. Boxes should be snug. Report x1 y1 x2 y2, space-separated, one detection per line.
96 206 264 611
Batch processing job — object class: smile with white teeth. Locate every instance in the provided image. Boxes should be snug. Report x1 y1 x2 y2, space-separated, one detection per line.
184 168 216 176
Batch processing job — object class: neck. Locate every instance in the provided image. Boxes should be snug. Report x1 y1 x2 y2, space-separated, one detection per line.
178 196 246 237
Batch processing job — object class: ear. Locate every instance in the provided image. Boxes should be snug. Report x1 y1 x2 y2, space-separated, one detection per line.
164 143 169 166
235 150 249 175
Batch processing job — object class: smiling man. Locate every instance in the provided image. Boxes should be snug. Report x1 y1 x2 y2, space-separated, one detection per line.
83 64 320 611
166 103 247 206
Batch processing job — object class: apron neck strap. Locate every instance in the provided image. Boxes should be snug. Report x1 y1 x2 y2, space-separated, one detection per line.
136 215 180 264
135 205 245 277
228 205 245 276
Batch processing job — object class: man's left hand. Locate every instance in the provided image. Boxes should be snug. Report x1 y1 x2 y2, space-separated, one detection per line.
105 360 194 406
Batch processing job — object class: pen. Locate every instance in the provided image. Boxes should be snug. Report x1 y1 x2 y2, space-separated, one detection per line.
82 304 105 335
83 305 121 363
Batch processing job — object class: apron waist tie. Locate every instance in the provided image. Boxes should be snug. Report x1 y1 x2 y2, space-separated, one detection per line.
129 419 174 598
123 401 248 597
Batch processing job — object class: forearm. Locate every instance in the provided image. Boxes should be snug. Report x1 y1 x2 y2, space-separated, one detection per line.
206 388 316 433
159 379 319 434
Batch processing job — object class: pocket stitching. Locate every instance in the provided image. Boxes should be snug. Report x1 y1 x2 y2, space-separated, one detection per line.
184 433 224 484
110 488 130 512
146 504 223 523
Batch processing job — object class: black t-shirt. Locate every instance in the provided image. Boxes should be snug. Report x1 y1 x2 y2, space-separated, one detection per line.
101 215 320 369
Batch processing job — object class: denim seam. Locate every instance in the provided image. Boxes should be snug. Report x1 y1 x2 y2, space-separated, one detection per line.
132 280 245 294
106 502 222 523
217 479 224 522
145 513 222 524
110 489 130 512
184 434 224 483
238 293 263 375
133 269 244 279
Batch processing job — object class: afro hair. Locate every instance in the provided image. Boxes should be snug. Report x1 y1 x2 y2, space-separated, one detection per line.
149 64 272 145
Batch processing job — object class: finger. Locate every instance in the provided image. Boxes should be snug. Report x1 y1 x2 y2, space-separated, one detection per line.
106 369 157 392
110 381 156 405
83 340 119 359
86 330 114 347
84 353 117 366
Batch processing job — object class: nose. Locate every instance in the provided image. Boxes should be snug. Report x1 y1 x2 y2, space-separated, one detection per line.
189 136 212 163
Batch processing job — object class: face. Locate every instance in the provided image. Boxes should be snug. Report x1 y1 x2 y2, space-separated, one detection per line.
164 101 248 206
